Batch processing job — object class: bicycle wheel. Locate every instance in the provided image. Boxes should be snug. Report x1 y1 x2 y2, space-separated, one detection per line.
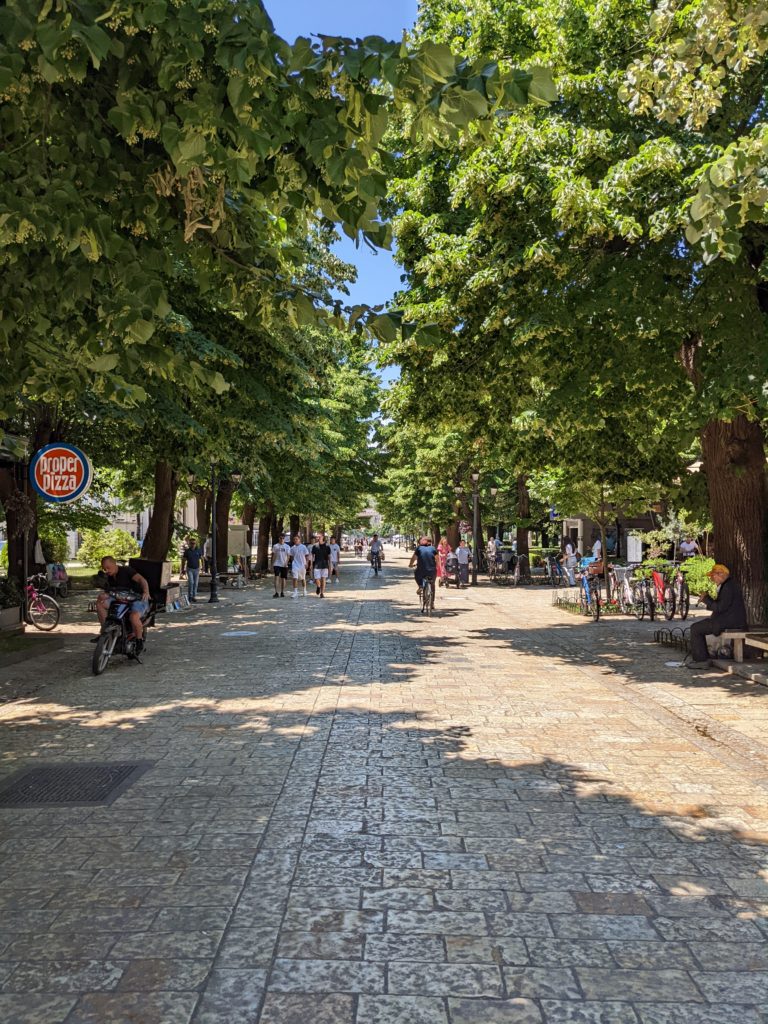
92 628 117 676
662 585 676 620
424 581 433 617
27 594 60 631
647 587 656 622
632 584 645 620
579 580 588 615
590 582 601 621
678 580 690 620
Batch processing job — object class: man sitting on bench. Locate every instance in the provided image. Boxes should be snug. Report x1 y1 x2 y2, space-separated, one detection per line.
687 563 747 670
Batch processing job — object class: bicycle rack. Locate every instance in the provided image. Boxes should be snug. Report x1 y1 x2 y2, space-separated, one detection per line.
653 626 690 653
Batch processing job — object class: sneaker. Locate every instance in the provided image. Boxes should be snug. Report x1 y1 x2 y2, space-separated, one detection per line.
189 597 197 603
320 592 324 598
685 660 712 670
280 592 285 598
316 585 320 595
291 592 298 599
273 593 279 599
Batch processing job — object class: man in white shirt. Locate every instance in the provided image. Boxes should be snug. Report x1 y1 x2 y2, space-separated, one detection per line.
680 536 700 558
592 535 602 560
370 534 383 575
289 534 310 597
272 534 291 598
561 538 577 586
329 538 341 583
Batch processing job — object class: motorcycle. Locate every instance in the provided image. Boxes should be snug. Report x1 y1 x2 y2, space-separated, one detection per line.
92 591 155 676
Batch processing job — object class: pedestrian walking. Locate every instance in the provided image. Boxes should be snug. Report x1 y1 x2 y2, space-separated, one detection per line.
456 538 471 587
311 532 332 598
290 535 310 598
561 536 577 586
182 535 203 602
437 535 451 585
272 534 291 598
329 536 341 583
203 533 213 575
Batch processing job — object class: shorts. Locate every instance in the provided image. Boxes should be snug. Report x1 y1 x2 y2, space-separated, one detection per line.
107 595 149 617
292 566 306 580
415 571 436 587
314 568 329 580
274 566 288 579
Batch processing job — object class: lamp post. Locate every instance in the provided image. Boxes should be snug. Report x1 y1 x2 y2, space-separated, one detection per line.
471 471 480 586
209 460 219 604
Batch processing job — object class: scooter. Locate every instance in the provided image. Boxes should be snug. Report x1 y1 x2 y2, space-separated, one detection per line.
92 592 155 676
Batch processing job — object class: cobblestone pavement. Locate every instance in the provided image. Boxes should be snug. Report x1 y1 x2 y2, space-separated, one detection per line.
1 550 767 1023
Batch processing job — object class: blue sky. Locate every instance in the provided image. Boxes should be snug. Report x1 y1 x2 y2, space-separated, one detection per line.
266 0 419 317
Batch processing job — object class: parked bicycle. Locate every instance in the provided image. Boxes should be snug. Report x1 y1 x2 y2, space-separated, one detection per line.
609 565 636 614
668 563 690 620
579 568 601 620
25 573 61 631
631 575 655 621
649 565 676 620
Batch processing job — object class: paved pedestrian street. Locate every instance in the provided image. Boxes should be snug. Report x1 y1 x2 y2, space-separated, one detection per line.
1 551 768 1024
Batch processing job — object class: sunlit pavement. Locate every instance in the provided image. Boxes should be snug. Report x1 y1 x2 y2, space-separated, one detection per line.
1 550 767 1023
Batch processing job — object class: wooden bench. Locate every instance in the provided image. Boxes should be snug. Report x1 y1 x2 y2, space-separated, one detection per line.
719 629 768 662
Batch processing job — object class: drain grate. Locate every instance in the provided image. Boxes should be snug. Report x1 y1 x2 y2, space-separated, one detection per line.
0 762 153 808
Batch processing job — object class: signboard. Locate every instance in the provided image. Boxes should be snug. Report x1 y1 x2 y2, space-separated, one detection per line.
29 444 93 504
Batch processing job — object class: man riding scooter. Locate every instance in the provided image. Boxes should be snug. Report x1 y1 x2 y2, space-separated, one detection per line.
94 556 151 642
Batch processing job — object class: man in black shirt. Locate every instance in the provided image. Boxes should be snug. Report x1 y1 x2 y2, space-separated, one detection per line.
96 556 151 640
409 536 437 609
311 532 333 598
687 563 748 668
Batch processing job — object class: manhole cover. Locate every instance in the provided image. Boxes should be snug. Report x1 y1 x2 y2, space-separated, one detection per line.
0 762 153 808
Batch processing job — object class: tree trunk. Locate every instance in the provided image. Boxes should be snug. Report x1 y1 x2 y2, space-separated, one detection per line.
141 461 178 561
214 478 235 574
290 514 301 541
271 514 284 545
305 516 313 542
702 416 767 624
516 475 530 575
431 524 440 547
255 503 273 572
195 487 211 540
446 519 460 551
241 502 256 547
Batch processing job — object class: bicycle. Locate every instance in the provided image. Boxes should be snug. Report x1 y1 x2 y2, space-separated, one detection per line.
579 569 601 620
545 554 564 587
512 552 528 586
631 575 655 621
371 552 382 576
25 573 61 631
420 576 435 617
610 565 636 615
669 563 690 620
650 565 676 620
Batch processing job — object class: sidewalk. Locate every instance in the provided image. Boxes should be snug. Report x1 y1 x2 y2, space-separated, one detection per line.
0 551 767 1023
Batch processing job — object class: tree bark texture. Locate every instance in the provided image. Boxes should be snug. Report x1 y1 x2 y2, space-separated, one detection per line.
702 415 767 624
241 502 256 547
255 503 273 572
195 487 211 540
138 461 178 561
289 514 301 541
446 519 460 551
214 479 235 574
516 475 531 573
271 514 284 545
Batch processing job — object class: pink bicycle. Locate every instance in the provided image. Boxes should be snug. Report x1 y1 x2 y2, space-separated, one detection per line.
25 573 61 631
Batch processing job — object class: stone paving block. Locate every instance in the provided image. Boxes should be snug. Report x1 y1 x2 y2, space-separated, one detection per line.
572 892 652 916
504 966 581 999
524 939 615 968
387 910 489 935
388 961 503 997
364 933 446 961
576 968 703 1002
445 936 528 966
550 914 660 940
277 930 363 960
357 994 449 1023
0 993 77 1023
486 912 555 938
116 957 211 991
635 1006 764 1024
193 968 268 1022
691 970 768 1003
260 992 355 1024
687 941 768 970
3 959 126 993
448 996 543 1023
65 992 199 1023
540 1000 639 1023
608 941 699 970
267 957 386 993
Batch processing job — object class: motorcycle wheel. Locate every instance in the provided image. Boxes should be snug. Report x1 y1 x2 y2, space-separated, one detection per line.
92 628 117 676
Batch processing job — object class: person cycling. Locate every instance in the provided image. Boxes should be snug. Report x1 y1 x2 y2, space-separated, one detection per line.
370 534 383 575
96 556 151 641
409 536 437 609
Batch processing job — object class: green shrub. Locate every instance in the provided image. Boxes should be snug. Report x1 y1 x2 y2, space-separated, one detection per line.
39 523 68 563
77 528 140 568
0 575 22 609
0 543 7 571
680 555 717 599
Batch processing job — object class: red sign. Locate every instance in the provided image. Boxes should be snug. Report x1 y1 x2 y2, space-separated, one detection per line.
29 444 93 504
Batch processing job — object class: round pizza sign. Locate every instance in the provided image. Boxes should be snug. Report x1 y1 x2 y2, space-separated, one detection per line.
29 444 93 504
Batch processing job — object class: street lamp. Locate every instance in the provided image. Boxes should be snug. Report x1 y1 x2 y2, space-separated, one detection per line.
209 459 219 604
231 470 243 487
471 472 480 586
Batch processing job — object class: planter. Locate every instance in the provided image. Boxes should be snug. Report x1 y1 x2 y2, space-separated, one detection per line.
0 605 22 633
